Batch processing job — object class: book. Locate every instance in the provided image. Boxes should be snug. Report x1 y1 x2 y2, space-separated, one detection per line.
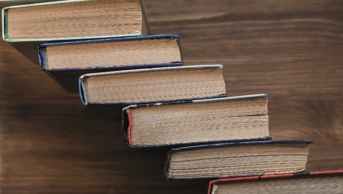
2 0 150 63
208 170 343 194
164 140 312 179
122 94 270 148
79 64 227 120
38 34 182 92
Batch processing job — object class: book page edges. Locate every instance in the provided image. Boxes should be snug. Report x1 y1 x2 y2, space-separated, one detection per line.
124 94 267 112
2 0 143 42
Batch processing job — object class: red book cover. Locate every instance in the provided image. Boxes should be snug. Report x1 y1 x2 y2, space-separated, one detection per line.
208 170 343 194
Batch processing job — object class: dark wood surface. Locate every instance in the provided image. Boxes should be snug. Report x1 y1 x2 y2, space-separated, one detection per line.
1 0 343 193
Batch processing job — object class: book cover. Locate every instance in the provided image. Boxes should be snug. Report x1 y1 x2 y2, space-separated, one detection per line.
38 34 183 92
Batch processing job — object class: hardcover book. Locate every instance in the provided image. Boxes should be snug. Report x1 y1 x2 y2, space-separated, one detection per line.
38 34 183 92
208 170 343 194
122 94 270 148
79 64 227 120
165 140 312 179
2 0 150 63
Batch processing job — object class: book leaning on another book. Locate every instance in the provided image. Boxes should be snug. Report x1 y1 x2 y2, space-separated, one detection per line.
164 140 313 179
2 0 149 63
122 94 270 148
208 170 343 194
79 64 227 120
38 34 183 92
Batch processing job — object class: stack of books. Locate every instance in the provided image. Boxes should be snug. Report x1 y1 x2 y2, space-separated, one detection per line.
2 0 342 193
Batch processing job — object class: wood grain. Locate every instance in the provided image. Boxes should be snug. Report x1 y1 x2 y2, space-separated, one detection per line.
1 0 343 193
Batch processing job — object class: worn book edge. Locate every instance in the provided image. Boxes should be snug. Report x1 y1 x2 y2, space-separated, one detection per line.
207 170 343 194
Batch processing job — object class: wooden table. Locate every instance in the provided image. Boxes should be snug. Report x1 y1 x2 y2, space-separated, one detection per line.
1 0 342 193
